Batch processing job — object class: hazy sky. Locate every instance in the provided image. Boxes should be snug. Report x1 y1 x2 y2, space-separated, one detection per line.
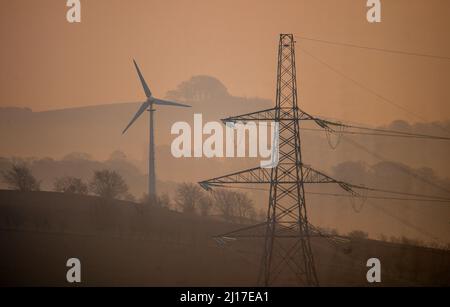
1 0 449 125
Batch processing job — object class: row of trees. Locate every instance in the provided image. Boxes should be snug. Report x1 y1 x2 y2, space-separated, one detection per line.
173 183 262 222
55 170 132 200
2 164 40 192
5 164 449 247
1 163 262 222
2 163 131 200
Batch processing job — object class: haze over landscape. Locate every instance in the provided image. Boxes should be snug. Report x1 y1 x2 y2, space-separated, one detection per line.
1 0 450 124
1 75 449 246
1 0 449 286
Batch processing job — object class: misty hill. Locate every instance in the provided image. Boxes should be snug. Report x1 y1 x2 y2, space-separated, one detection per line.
1 75 450 247
1 75 449 182
1 155 449 246
0 153 167 199
1 190 449 286
0 76 271 160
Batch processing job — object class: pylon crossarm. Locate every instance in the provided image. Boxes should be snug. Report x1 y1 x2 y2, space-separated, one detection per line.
198 166 272 190
298 109 335 131
203 34 365 286
212 221 267 239
221 108 278 123
212 221 349 242
199 181 225 191
301 164 360 196
221 107 334 132
199 164 361 197
308 224 351 245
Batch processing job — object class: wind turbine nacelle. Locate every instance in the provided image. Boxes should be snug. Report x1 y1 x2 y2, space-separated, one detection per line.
122 59 192 135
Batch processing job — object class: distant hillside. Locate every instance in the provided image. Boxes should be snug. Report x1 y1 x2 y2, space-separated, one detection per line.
0 190 449 286
1 152 450 246
1 76 449 180
1 75 450 256
0 76 271 160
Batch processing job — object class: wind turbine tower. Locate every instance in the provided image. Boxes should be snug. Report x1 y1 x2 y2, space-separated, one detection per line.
123 60 191 202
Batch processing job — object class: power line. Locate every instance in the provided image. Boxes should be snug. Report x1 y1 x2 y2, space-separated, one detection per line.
340 136 450 196
350 183 450 201
307 191 450 205
326 121 450 141
200 34 321 286
301 127 450 140
307 112 450 140
201 34 450 284
318 136 450 243
295 34 450 61
221 185 450 204
221 185 447 243
367 200 443 243
298 47 450 136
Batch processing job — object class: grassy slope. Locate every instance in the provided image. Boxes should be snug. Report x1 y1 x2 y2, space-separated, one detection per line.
0 190 449 286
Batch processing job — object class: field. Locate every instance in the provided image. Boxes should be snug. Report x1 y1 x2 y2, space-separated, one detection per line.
0 190 449 286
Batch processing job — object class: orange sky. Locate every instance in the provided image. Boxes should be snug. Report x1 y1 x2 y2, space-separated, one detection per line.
1 0 449 125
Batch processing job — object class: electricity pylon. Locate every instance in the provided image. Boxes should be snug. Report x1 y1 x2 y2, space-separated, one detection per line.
199 34 358 286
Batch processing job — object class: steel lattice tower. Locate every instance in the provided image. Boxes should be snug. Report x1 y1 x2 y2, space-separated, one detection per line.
200 34 358 286
259 33 318 286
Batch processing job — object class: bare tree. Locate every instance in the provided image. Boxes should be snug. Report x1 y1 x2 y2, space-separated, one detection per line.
175 183 204 214
2 163 40 191
234 192 255 222
89 169 129 199
212 189 236 221
256 209 267 222
54 176 88 194
156 193 171 209
213 189 255 222
166 76 229 102
198 194 213 216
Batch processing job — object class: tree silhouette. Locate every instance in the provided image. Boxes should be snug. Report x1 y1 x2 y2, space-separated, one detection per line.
166 75 229 102
89 169 129 199
234 192 255 222
175 183 204 214
54 176 88 195
156 193 171 208
198 194 213 216
2 163 40 191
213 189 255 222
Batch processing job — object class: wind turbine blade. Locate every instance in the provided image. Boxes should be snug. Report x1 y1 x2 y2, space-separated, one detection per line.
153 98 191 108
133 59 152 98
122 101 150 134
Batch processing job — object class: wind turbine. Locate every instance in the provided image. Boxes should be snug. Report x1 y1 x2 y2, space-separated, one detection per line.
123 59 191 202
